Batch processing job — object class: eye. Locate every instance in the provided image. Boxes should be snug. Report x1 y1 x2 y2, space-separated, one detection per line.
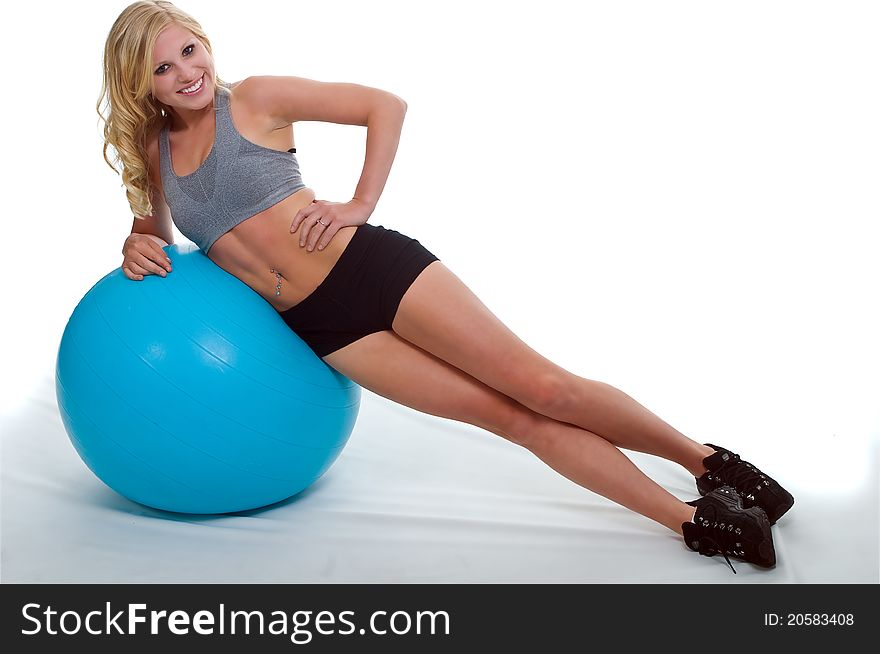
155 43 195 75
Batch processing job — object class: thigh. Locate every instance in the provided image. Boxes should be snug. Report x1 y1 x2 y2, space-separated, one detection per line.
391 260 572 416
321 330 541 448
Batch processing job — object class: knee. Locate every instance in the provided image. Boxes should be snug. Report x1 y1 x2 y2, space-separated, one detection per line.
478 395 544 449
528 371 581 422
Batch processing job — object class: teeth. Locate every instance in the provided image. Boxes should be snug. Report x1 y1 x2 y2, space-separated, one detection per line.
179 76 202 93
178 76 203 94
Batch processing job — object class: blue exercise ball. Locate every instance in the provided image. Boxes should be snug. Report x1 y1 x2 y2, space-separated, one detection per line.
55 243 360 514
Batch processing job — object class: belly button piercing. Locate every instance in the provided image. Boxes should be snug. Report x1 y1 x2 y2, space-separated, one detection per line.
269 268 282 295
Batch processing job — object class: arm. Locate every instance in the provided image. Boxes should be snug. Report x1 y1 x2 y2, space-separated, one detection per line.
353 98 407 211
126 135 175 251
245 75 408 211
126 188 174 251
121 184 175 281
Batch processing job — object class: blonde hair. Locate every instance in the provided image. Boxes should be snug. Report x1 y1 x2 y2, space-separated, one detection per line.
96 1 229 219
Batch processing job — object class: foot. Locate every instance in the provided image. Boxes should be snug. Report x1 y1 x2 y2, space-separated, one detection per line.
695 443 795 525
682 486 776 573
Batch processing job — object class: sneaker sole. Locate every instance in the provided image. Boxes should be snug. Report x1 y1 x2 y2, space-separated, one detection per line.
744 505 776 567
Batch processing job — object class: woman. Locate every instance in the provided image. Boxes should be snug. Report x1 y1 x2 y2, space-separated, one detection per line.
100 1 793 573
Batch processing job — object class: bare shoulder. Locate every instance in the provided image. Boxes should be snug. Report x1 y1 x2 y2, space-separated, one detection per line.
225 77 252 110
227 76 288 129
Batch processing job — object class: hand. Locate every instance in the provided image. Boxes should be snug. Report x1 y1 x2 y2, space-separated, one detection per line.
122 233 172 281
289 198 373 252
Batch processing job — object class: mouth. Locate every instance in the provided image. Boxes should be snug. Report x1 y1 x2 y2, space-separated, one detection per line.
176 73 205 96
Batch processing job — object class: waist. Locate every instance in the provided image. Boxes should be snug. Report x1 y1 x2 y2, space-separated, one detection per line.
206 187 360 309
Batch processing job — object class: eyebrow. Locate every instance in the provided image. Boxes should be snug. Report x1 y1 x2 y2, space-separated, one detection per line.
154 39 195 67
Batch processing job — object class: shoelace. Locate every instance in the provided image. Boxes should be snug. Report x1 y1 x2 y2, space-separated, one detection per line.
692 509 747 574
694 534 738 574
710 453 771 503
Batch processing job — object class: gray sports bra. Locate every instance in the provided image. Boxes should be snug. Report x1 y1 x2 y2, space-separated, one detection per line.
158 83 307 253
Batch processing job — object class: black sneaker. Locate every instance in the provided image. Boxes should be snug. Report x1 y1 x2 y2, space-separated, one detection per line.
695 443 795 525
682 485 776 573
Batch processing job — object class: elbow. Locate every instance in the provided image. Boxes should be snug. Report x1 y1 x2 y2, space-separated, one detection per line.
383 93 407 113
367 95 407 125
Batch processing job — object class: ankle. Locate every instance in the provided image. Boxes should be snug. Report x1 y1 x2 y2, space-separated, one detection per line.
686 443 716 477
677 504 698 537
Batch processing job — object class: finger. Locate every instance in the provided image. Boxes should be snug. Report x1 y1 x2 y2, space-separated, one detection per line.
135 252 167 276
123 263 143 281
315 227 338 251
128 260 148 274
146 248 172 272
300 215 320 246
306 218 326 251
145 247 171 272
126 261 149 279
291 203 316 234
151 244 172 269
290 209 306 233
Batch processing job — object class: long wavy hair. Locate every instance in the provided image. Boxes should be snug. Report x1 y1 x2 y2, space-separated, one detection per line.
96 1 229 219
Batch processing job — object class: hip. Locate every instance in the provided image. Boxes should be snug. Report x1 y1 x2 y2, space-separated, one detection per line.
275 222 428 312
276 223 441 357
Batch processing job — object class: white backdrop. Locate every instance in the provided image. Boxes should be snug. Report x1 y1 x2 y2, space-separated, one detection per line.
2 0 878 582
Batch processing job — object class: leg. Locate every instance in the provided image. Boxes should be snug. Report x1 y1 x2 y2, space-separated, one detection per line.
392 262 714 476
322 330 696 535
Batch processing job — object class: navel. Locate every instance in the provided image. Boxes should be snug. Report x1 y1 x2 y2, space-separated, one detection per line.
269 268 284 296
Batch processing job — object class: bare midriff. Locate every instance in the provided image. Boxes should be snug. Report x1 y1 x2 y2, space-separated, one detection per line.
157 79 358 314
206 188 358 313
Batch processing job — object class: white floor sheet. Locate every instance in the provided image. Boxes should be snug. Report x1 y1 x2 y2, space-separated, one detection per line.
3 367 877 584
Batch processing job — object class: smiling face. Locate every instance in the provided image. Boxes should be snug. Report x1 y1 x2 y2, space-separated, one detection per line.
151 22 216 117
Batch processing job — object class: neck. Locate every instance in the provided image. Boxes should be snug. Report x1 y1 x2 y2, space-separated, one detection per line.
167 87 217 132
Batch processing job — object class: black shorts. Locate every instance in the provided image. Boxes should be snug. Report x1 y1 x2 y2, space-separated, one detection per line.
277 223 440 358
